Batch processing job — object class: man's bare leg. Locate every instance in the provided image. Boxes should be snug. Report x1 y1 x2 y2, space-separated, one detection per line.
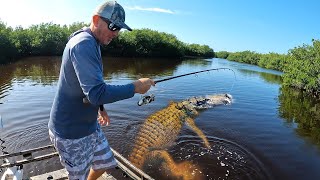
87 168 106 180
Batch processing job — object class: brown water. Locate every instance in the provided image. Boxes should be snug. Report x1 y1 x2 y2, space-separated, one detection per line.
1 56 320 180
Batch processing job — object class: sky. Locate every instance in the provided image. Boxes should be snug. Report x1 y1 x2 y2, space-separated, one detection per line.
0 0 319 54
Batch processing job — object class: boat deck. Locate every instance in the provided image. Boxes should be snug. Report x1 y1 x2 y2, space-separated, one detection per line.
1 145 154 180
30 169 116 180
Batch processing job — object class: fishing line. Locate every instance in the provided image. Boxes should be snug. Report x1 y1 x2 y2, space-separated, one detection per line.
0 115 3 129
138 68 237 106
154 68 234 83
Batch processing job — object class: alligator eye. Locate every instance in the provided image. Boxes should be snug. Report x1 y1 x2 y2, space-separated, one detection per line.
196 100 203 106
225 94 231 99
196 99 209 106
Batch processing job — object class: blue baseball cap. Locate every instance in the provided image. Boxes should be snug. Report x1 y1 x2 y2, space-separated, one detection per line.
93 1 132 31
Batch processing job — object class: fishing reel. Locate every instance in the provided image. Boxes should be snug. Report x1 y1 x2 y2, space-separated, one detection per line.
137 94 155 106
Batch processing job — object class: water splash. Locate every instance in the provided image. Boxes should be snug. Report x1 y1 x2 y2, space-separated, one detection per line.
164 136 272 180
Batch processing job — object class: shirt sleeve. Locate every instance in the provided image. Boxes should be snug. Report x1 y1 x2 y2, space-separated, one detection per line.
70 39 135 105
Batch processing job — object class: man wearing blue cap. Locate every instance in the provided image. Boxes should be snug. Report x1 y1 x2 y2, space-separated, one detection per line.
48 1 154 179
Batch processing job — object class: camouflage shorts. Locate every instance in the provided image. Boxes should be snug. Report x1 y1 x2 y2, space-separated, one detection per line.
49 126 117 180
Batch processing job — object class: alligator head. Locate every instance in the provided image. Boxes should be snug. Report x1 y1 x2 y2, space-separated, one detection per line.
176 94 232 117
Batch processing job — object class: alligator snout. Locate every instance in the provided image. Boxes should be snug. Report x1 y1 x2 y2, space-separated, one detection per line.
224 94 232 105
185 93 233 110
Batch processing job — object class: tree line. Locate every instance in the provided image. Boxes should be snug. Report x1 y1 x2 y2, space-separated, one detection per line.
0 21 214 65
215 39 320 97
2 20 318 97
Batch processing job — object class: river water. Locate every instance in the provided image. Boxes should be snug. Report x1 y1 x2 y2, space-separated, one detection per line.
0 57 320 179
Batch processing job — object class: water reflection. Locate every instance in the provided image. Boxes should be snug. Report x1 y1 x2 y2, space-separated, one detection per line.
238 69 282 85
278 87 320 146
101 57 212 79
180 59 213 67
0 56 212 104
12 57 60 85
102 57 182 79
0 65 15 104
1 56 212 83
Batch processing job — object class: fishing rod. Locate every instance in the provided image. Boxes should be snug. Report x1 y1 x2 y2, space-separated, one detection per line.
154 68 233 83
82 68 234 106
137 68 235 106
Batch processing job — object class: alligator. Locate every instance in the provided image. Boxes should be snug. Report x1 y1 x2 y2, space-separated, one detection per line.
128 93 232 180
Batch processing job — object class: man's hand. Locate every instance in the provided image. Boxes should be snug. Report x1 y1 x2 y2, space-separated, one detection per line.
133 78 155 94
98 106 110 126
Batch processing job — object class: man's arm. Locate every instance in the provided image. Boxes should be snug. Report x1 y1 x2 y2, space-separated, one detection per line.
70 39 137 105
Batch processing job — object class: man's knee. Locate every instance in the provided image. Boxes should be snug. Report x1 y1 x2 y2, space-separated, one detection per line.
87 168 107 180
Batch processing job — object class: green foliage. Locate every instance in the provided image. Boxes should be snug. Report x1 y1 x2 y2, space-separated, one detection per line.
222 50 288 71
104 29 216 58
227 51 261 65
27 23 69 55
67 22 89 34
104 28 186 58
0 21 214 64
0 22 18 64
11 26 34 56
215 51 229 59
0 21 85 62
219 39 319 97
282 40 320 95
184 43 215 57
258 53 287 71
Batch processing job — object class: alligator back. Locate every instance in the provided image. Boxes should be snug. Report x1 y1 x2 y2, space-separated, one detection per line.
129 102 188 168
129 94 232 169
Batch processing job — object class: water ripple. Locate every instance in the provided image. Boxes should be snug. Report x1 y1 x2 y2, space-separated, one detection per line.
167 135 272 180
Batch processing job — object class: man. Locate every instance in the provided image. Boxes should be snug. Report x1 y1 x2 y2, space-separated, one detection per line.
48 1 155 180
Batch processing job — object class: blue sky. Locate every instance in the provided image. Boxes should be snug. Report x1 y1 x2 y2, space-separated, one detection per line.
0 0 319 54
